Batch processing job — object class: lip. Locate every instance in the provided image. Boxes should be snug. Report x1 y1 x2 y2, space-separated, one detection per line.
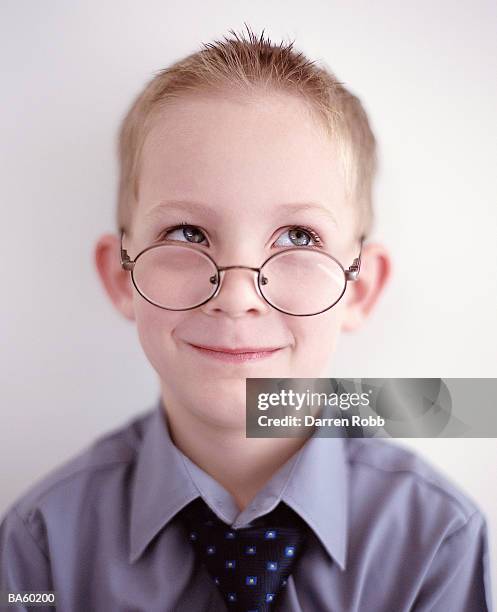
187 342 284 363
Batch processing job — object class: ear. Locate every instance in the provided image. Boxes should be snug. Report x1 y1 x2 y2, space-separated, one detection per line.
94 233 135 321
340 242 391 332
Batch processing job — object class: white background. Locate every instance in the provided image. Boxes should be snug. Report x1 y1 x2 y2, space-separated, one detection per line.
1 0 496 605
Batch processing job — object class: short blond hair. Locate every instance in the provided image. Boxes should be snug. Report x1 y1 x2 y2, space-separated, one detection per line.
116 25 377 237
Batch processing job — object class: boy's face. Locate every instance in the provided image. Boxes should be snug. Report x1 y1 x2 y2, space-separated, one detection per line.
118 91 364 430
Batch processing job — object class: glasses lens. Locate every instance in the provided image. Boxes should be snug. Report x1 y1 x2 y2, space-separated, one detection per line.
260 249 346 315
132 245 218 309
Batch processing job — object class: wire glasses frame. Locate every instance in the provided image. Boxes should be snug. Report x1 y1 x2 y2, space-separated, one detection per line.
119 227 365 317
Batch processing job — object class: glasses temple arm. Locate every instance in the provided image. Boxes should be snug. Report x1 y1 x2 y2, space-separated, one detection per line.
119 227 134 271
345 235 365 281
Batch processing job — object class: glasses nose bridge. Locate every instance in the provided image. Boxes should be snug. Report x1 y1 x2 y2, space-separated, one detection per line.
211 264 267 306
216 264 268 287
217 264 261 273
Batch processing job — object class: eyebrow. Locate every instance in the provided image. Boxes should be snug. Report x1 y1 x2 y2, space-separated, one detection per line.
144 200 338 227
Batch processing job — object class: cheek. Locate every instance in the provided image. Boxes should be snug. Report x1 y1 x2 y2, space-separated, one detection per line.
289 309 343 375
133 298 184 376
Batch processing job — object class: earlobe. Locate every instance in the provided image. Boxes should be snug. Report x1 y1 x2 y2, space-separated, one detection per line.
94 233 136 321
340 243 391 332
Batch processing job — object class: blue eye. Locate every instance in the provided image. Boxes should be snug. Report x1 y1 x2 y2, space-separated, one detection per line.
274 227 320 248
162 224 207 244
159 223 322 248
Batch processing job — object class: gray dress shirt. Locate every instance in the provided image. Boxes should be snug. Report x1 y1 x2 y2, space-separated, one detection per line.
0 396 492 611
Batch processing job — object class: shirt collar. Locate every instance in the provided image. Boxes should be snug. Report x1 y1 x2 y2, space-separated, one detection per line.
129 396 348 570
280 432 349 570
129 397 199 563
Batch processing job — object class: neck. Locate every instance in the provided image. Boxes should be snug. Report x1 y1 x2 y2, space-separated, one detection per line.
161 391 309 512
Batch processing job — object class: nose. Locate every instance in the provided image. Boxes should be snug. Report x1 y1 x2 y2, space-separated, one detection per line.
201 266 271 317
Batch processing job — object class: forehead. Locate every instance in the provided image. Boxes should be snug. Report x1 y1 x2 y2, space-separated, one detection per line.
136 91 349 227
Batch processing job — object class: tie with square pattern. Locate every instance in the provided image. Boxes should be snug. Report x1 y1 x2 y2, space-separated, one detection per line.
180 497 308 611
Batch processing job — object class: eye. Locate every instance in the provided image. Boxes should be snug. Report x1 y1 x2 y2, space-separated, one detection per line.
160 223 208 245
273 226 322 248
157 223 322 248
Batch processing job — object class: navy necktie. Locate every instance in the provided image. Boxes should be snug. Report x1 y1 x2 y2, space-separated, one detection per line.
180 497 308 611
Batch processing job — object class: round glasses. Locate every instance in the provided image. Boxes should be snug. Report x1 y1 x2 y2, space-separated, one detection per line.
120 229 363 317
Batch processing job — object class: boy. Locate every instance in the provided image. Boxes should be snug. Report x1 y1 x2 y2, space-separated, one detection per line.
0 26 492 611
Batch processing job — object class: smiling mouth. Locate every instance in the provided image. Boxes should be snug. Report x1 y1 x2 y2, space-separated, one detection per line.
187 343 285 362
